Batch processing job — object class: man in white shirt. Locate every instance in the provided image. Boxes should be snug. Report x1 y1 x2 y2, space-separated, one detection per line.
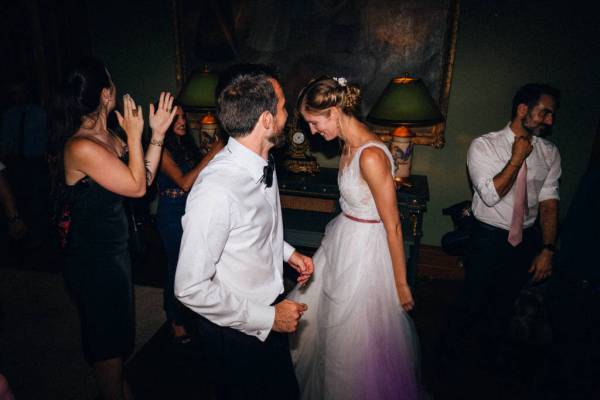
440 83 561 375
175 64 313 399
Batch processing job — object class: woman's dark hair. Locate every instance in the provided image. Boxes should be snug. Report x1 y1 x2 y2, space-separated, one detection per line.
48 58 112 213
163 104 201 166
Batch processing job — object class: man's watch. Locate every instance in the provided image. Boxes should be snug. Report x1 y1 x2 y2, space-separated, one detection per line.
542 243 557 253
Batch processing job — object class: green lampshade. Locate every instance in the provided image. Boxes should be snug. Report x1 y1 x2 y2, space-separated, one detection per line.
178 68 218 111
367 77 443 126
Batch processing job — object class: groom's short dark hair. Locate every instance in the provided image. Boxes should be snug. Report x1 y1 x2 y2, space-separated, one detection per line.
216 64 279 138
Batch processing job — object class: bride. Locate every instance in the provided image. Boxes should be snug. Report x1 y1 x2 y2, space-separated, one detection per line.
288 76 420 400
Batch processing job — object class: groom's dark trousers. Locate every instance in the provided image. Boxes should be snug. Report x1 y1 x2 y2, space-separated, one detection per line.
195 310 299 400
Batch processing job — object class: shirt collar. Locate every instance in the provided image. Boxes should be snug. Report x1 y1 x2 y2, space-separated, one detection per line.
502 121 538 145
226 137 269 184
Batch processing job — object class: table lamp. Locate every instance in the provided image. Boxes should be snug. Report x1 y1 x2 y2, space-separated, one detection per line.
178 66 219 151
367 76 443 186
178 66 218 111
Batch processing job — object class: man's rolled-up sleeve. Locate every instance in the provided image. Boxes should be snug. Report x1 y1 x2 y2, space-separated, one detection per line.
538 146 561 202
174 185 275 342
467 138 502 206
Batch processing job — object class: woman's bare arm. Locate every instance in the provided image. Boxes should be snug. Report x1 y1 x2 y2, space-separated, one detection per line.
159 139 224 192
360 146 414 311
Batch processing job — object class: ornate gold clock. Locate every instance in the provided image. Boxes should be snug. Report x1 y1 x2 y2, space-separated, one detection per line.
283 115 320 174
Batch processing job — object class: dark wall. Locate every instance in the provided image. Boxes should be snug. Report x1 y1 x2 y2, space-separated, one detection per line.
86 0 600 245
418 0 600 244
86 0 178 108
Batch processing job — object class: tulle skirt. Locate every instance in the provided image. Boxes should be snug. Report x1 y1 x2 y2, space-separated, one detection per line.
288 214 420 400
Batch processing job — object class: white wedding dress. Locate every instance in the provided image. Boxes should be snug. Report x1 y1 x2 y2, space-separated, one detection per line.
288 141 420 400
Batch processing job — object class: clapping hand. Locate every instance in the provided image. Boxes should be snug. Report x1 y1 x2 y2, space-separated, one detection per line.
115 94 144 141
207 135 225 155
149 92 178 139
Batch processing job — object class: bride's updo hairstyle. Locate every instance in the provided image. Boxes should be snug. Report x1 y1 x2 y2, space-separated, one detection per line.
297 76 361 118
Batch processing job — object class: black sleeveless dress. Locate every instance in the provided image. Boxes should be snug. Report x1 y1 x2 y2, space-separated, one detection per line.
63 156 134 364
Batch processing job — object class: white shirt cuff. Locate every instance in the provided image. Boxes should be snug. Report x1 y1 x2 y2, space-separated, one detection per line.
283 241 295 262
481 177 501 206
243 301 275 342
538 193 560 203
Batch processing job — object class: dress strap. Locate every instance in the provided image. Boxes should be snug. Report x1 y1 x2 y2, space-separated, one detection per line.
355 141 395 176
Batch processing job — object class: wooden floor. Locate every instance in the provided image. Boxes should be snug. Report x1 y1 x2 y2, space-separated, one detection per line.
2 231 591 399
124 240 542 400
416 244 464 281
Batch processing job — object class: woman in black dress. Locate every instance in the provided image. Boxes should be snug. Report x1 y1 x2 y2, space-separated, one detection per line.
50 58 176 400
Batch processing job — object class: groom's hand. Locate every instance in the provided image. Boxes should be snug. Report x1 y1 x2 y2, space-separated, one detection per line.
288 251 314 286
272 299 308 333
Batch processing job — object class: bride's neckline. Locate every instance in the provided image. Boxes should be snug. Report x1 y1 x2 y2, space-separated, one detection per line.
339 139 384 172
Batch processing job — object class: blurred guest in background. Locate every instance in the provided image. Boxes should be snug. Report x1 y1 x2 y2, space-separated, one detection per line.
0 80 48 248
0 160 28 241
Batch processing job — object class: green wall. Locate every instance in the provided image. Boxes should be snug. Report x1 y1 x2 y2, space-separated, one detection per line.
419 1 600 245
88 0 599 246
87 0 178 108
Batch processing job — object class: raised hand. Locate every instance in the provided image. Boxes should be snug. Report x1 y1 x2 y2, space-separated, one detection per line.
272 299 308 333
207 135 225 155
510 136 533 166
115 94 144 142
149 92 178 139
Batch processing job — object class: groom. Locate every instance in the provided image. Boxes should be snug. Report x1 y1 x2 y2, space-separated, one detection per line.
175 64 313 399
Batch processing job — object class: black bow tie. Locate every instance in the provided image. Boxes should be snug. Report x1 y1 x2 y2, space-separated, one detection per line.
261 154 275 188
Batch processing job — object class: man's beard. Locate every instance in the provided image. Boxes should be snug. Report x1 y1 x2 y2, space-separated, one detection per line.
521 117 550 137
268 130 287 148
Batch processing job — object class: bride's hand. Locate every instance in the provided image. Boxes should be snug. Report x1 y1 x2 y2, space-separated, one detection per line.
397 284 415 311
288 251 314 286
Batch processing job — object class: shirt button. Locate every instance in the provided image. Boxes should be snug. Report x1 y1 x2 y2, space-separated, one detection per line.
257 330 262 336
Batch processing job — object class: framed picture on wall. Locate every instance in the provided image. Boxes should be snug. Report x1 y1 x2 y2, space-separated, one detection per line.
171 0 460 148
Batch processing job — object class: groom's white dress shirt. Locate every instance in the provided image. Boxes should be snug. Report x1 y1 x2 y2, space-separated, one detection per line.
175 137 295 342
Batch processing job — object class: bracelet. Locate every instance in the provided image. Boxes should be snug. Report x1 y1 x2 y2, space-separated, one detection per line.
150 138 164 147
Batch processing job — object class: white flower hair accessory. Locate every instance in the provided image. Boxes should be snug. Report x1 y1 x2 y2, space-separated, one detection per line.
332 77 347 87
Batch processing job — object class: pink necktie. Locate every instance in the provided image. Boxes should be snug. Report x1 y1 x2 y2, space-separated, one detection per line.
508 162 527 246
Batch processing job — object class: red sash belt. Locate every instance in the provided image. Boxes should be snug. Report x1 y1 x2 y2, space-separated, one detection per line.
343 213 381 224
